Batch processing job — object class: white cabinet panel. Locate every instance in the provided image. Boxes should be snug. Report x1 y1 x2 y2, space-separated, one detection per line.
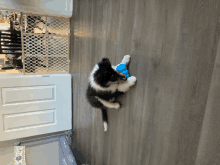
0 74 71 141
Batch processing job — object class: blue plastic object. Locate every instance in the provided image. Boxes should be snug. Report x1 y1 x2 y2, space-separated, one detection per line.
116 64 129 78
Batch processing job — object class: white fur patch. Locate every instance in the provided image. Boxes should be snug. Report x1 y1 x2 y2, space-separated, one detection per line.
112 65 117 70
104 122 108 131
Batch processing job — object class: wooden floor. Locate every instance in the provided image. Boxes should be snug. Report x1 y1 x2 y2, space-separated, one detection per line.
69 0 220 164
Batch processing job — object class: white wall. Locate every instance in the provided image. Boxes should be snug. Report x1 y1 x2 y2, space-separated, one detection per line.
0 0 73 17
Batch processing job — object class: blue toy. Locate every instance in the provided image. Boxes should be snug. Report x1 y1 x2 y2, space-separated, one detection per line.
116 64 129 78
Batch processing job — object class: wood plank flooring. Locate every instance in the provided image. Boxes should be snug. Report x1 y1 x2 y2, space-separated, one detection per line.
69 0 220 164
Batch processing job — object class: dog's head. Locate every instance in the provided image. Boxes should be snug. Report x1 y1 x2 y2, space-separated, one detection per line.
94 58 127 87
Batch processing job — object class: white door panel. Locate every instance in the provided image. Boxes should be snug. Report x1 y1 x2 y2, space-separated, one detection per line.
2 85 55 105
0 74 71 141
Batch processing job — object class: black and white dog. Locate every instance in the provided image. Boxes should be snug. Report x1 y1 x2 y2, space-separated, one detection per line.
86 55 137 131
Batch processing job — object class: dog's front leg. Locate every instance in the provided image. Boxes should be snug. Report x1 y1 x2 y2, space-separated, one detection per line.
95 96 120 109
118 76 137 92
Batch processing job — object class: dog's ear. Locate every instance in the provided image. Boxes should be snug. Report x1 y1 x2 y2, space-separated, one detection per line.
98 58 111 68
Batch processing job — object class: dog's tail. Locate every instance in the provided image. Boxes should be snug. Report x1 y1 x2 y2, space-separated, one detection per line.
101 108 108 131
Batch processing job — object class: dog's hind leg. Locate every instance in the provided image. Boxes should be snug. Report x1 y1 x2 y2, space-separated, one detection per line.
95 96 120 109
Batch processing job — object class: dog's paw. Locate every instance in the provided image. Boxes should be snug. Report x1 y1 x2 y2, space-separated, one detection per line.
122 55 131 65
128 76 137 86
103 122 108 132
114 103 120 109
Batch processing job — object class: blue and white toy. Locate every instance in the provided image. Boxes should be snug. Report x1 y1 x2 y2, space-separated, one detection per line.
116 64 129 78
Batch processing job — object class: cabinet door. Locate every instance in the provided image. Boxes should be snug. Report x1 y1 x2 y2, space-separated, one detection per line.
0 74 71 141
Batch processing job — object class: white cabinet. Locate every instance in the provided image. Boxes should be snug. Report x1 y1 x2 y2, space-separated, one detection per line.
0 0 73 17
0 74 71 141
